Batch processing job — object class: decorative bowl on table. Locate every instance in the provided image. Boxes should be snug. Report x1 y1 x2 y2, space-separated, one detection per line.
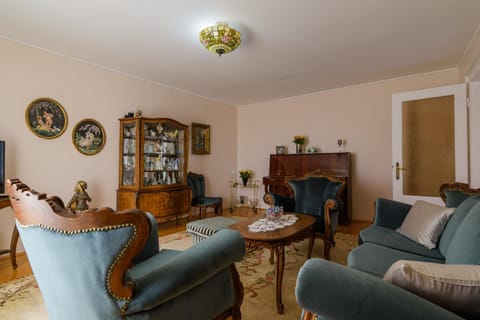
266 206 283 222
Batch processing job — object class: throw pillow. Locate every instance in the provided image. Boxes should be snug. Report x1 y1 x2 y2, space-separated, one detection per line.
396 200 455 249
384 260 480 319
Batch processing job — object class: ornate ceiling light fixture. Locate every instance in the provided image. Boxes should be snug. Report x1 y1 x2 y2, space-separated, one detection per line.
199 22 241 57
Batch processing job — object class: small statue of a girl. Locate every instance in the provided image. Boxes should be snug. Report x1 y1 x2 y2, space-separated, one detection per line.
67 180 92 213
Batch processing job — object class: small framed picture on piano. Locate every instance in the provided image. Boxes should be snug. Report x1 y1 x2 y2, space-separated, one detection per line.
276 146 286 154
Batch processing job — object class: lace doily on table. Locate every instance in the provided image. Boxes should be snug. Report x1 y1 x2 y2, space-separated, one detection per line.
248 214 299 232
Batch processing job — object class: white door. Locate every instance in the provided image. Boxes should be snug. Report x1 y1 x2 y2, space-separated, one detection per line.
392 84 468 205
470 81 480 187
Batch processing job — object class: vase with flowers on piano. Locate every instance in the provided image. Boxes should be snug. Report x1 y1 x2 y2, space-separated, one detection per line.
293 135 306 154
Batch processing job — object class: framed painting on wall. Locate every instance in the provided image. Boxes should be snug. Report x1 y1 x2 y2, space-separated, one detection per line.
72 119 106 155
25 97 68 139
191 123 210 154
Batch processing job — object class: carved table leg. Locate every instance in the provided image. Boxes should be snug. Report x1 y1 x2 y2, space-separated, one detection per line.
275 244 285 314
9 226 19 269
307 233 315 259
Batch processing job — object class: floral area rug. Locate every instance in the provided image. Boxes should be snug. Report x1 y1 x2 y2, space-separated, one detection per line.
0 231 356 320
238 232 357 319
0 274 47 319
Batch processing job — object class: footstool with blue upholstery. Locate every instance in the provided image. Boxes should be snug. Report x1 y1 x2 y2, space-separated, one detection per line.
186 216 239 244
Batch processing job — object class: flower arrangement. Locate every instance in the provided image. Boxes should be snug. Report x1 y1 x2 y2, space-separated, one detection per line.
266 206 283 222
239 170 253 179
239 169 253 186
292 135 306 145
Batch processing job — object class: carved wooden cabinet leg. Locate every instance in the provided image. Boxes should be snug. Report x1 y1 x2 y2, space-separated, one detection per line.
275 245 285 314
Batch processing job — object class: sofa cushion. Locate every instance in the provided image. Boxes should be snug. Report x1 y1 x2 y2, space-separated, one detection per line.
191 196 222 206
445 201 480 264
373 198 412 229
445 189 475 208
290 178 324 213
396 200 454 249
384 260 480 320
359 225 444 260
347 242 444 278
289 178 324 212
187 174 205 199
438 195 480 256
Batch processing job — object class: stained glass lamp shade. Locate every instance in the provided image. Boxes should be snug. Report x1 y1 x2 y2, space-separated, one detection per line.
199 23 241 57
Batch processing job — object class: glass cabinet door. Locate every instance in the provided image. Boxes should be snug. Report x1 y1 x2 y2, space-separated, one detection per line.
142 120 185 187
121 122 136 186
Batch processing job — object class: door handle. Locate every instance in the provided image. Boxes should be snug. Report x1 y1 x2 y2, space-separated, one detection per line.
394 162 407 180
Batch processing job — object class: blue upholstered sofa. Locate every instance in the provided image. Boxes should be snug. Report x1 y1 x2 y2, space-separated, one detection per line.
296 183 480 320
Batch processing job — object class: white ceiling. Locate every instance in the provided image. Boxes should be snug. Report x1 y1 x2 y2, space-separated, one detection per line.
1 0 480 106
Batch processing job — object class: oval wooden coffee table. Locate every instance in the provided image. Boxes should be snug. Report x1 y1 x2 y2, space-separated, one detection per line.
229 213 315 314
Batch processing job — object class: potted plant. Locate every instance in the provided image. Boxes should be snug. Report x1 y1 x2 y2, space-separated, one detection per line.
239 170 253 186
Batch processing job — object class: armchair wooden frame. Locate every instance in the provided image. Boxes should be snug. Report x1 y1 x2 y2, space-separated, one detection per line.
7 178 243 319
439 182 480 203
285 169 346 260
7 179 150 302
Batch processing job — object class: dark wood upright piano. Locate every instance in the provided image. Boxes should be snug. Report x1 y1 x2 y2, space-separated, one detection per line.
263 152 351 224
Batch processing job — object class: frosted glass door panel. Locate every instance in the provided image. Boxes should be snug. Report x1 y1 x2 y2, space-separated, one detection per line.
392 84 467 205
402 96 455 197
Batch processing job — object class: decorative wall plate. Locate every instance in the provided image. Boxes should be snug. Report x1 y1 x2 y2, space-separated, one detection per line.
72 119 106 155
25 97 68 139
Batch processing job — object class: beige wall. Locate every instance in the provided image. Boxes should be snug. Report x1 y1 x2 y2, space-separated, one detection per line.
0 38 237 250
2 32 479 253
237 69 460 221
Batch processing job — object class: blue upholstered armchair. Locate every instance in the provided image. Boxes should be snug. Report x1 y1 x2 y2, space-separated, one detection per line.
7 179 245 320
265 170 346 259
187 172 223 219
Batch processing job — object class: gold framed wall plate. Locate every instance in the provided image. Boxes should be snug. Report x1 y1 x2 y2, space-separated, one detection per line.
72 118 106 155
25 97 68 139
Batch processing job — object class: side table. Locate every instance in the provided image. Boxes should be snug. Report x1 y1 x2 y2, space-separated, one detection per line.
229 180 260 213
229 213 315 314
0 195 18 269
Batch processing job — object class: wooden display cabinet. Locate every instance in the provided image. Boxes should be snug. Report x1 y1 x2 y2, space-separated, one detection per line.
116 117 191 222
